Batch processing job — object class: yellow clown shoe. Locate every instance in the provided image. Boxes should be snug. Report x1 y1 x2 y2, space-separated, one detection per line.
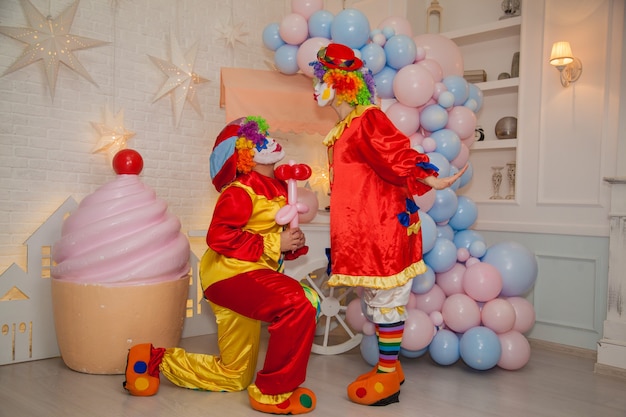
248 386 316 415
347 370 401 406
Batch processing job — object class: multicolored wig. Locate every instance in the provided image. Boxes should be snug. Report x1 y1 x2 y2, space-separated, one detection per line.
311 44 377 107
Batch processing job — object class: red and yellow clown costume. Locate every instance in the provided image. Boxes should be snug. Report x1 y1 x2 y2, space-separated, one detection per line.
311 44 439 408
123 117 319 415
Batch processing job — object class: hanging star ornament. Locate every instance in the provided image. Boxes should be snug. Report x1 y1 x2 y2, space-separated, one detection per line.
0 0 109 100
149 32 209 127
91 107 136 161
216 18 248 49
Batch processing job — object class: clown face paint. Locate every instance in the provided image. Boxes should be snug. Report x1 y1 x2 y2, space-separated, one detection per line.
314 81 335 107
253 136 285 165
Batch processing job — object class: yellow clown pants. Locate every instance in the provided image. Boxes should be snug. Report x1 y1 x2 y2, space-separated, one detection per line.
158 269 317 396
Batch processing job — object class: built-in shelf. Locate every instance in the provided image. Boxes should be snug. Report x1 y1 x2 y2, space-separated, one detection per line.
471 138 518 150
442 16 521 45
475 77 519 94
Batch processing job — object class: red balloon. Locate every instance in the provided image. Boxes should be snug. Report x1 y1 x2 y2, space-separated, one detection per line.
112 149 143 175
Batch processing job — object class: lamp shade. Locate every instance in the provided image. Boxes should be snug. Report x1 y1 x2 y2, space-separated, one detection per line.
550 41 574 67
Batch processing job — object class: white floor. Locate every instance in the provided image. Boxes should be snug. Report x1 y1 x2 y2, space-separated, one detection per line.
1 333 626 417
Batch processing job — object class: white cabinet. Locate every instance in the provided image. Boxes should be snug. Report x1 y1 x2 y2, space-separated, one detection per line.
442 16 522 203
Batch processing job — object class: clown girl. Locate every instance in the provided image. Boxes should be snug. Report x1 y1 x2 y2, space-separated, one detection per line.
123 116 319 415
311 44 468 407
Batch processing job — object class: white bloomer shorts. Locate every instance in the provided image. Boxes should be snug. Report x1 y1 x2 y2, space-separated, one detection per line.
362 279 413 324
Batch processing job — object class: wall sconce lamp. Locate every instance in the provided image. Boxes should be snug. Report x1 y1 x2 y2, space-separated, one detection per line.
549 41 582 87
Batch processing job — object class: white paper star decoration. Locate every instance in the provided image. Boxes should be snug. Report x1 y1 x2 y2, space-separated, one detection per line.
91 107 136 160
149 33 209 127
216 19 248 49
0 0 109 99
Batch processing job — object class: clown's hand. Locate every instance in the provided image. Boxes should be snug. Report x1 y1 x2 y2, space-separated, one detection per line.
420 163 468 190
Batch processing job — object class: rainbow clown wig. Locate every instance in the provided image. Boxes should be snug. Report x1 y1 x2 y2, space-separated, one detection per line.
311 43 377 107
210 116 272 191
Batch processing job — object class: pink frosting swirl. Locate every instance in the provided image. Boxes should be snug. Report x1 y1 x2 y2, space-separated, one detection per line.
52 175 190 285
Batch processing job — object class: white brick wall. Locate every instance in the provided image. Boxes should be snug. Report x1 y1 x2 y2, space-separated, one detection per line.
0 0 295 271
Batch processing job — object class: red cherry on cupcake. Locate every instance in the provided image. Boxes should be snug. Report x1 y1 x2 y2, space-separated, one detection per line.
113 149 143 175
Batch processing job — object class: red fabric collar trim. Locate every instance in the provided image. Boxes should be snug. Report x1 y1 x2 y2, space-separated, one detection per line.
237 171 287 200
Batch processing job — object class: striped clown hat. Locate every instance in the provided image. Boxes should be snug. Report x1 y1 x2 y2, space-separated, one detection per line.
210 116 270 191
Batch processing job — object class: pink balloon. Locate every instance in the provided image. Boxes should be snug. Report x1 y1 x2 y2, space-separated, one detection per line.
413 33 464 77
507 296 536 334
414 284 446 314
297 37 330 77
446 106 477 140
393 64 435 108
481 298 516 333
362 321 376 336
409 131 425 148
345 298 367 331
436 262 466 296
279 13 309 45
372 32 386 46
451 143 470 169
401 309 435 350
441 293 481 333
422 137 436 153
385 102 420 136
457 247 470 263
465 257 481 267
291 0 323 20
497 330 531 370
417 59 443 82
432 82 447 100
297 187 319 223
413 188 436 212
463 262 503 302
378 16 413 37
430 311 444 327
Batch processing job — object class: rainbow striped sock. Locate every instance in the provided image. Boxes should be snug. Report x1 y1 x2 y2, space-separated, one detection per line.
376 321 404 373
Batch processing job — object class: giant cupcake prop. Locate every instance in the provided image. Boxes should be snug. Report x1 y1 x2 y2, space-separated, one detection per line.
51 149 191 374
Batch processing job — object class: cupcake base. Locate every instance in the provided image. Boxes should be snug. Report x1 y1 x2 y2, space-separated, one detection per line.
51 275 189 375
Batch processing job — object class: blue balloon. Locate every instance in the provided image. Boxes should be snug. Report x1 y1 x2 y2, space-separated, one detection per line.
383 34 417 70
360 43 386 75
373 66 397 99
468 84 484 112
459 326 501 370
262 23 285 51
381 26 396 39
423 237 457 273
411 265 435 294
401 346 428 359
331 9 370 49
458 161 473 188
419 210 437 254
420 104 448 132
436 224 455 241
274 44 299 75
431 129 461 162
427 188 458 224
469 240 487 258
443 75 470 106
425 152 450 177
481 241 538 297
448 195 478 231
453 229 485 250
308 10 333 39
429 329 460 366
360 334 379 366
438 91 455 108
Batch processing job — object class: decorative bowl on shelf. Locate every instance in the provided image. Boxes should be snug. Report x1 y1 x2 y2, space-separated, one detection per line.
495 116 517 139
